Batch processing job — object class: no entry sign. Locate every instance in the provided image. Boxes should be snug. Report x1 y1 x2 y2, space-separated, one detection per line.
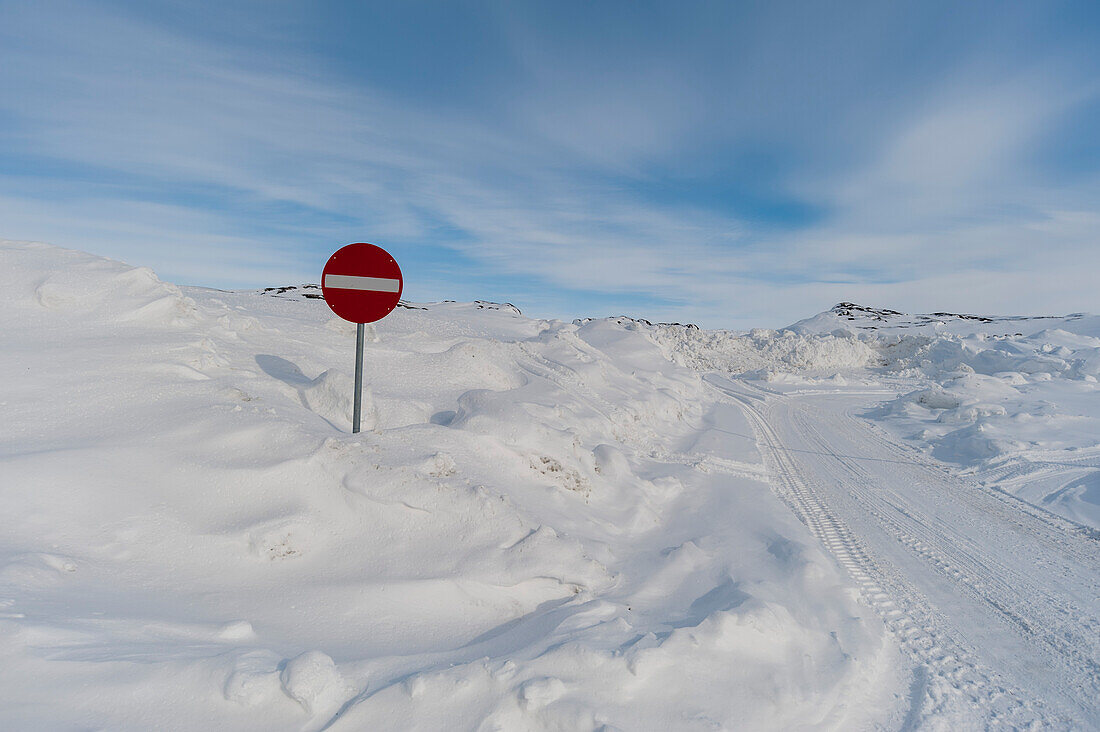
321 242 403 433
321 243 403 324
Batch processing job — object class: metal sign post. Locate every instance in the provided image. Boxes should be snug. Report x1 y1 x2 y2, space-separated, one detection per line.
321 243 404 433
353 322 365 433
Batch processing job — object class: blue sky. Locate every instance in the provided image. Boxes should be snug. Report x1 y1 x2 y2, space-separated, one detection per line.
1 0 1099 328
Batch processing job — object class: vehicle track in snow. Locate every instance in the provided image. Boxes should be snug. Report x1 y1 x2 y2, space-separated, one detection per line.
977 450 1100 534
707 375 1099 729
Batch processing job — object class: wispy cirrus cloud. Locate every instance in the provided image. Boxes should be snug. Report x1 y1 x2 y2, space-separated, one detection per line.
1 0 1098 328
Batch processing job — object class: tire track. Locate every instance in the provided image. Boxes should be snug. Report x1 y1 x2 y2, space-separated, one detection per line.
788 403 1100 710
707 377 1062 728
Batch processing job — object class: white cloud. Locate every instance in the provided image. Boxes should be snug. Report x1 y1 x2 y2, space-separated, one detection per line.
1 2 1098 329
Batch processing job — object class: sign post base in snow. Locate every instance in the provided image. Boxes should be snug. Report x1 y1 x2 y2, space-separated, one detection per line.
321 243 404 434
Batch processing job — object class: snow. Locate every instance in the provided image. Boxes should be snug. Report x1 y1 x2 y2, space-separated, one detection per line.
0 242 902 730
2 242 1097 728
725 384 1100 727
641 302 1100 531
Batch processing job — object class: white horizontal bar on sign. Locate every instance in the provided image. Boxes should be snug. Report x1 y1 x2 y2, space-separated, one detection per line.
324 274 401 293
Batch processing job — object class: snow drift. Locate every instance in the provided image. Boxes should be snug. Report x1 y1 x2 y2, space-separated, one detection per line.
0 242 901 730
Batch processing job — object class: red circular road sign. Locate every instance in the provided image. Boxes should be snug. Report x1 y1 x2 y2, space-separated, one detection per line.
321 243 403 323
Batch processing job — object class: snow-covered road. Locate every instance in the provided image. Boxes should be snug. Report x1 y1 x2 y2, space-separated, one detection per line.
710 376 1100 728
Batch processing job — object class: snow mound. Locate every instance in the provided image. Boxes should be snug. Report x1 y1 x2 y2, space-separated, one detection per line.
279 651 351 714
868 327 1100 487
627 318 880 376
2 240 197 327
300 368 372 429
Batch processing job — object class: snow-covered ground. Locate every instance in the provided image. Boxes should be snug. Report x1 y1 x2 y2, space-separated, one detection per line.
650 302 1100 531
1 241 1097 729
793 304 1100 532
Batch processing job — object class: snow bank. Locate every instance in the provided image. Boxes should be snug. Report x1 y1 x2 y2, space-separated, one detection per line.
2 240 198 327
0 242 900 730
630 318 879 377
621 300 1100 530
787 303 1100 529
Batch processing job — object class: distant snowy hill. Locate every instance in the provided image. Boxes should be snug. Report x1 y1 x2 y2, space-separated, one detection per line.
789 301 1100 338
